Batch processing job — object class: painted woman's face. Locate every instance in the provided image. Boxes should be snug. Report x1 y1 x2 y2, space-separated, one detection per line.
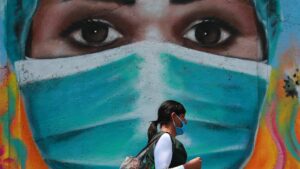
29 0 263 61
18 1 270 168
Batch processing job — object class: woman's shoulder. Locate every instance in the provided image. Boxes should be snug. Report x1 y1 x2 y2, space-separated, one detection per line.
153 132 172 146
158 132 185 148
158 133 172 142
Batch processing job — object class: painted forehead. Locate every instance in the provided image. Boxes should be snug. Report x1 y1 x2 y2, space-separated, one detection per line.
43 0 254 19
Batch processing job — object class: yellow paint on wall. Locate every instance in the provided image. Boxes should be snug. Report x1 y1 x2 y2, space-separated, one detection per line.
0 70 8 116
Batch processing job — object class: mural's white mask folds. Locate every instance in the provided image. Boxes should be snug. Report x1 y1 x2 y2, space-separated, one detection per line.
15 41 271 169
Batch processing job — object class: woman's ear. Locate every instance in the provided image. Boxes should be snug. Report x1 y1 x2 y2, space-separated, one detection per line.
171 112 176 119
171 112 180 125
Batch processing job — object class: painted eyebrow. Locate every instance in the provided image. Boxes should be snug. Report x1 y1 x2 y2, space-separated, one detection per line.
61 0 251 5
170 0 194 4
61 0 195 5
171 0 252 5
61 0 136 5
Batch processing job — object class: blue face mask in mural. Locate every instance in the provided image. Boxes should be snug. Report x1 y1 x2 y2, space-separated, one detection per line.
15 41 271 169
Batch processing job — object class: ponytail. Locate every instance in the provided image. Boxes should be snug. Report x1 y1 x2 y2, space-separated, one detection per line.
147 121 158 143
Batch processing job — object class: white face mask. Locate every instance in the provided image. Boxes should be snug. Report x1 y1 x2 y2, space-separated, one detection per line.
15 41 271 169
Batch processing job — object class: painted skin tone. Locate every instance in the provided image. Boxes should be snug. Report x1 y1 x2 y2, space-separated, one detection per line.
29 0 264 61
28 0 262 168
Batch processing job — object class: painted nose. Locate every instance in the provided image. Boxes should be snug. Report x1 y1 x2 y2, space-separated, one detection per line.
143 25 166 41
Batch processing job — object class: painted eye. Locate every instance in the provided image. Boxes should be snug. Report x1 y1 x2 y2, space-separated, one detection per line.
69 19 123 47
183 19 236 47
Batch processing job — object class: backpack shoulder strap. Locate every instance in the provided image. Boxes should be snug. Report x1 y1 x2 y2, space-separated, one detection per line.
135 132 163 159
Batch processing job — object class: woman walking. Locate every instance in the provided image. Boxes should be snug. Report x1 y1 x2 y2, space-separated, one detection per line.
145 100 201 169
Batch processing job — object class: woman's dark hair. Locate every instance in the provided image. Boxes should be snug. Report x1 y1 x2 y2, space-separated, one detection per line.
147 100 186 143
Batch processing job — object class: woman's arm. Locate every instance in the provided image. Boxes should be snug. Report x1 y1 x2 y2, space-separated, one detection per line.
183 157 202 169
154 133 185 169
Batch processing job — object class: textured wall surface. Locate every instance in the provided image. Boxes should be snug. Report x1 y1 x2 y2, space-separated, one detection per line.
0 0 300 169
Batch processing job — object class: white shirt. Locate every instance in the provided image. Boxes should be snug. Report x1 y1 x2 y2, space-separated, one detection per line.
154 133 185 169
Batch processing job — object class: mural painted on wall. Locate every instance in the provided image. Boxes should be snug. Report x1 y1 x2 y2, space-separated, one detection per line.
0 0 300 168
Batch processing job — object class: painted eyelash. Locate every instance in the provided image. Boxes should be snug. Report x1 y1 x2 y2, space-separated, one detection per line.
60 18 112 37
184 17 239 36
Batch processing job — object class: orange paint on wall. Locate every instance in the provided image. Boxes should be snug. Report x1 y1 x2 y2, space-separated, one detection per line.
11 94 48 169
296 108 300 144
276 77 287 99
284 152 300 169
245 120 278 169
0 73 48 169
21 101 48 169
